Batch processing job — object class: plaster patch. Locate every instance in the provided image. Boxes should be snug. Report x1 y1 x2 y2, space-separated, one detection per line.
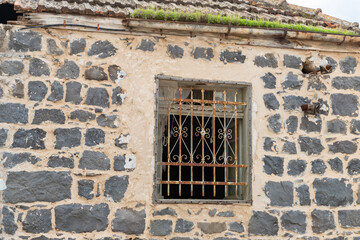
0 179 7 190
125 154 136 171
116 70 127 84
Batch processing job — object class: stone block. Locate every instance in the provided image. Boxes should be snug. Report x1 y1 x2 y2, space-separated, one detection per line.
47 39 64 55
197 222 226 234
332 76 360 91
153 207 177 216
311 209 335 233
175 219 194 233
12 128 46 149
313 178 353 207
283 54 302 69
331 94 358 117
85 88 109 108
85 128 105 146
0 128 8 146
311 159 327 175
137 39 155 52
104 176 129 202
264 137 277 152
28 81 48 101
328 157 343 173
328 141 357 154
48 154 74 169
192 47 214 60
79 150 110 170
70 110 95 122
88 40 117 58
300 117 322 133
282 141 297 154
9 31 42 52
263 93 279 110
248 211 278 236
97 114 119 128
350 120 360 134
347 159 360 175
340 56 357 74
220 50 246 64
12 80 24 98
327 119 347 134
282 72 303 90
65 81 82 104
29 58 50 77
0 60 24 75
265 181 293 206
261 72 276 89
268 114 281 133
254 53 278 68
85 66 108 81
3 152 41 168
112 208 146 235
47 81 63 102
281 210 306 234
298 136 324 155
286 116 298 134
287 160 306 176
112 86 126 105
296 184 310 206
338 210 360 227
23 209 52 233
228 222 244 233
168 44 184 59
78 180 94 200
54 128 81 149
70 38 86 55
56 60 80 79
2 206 17 235
32 109 65 124
263 155 284 176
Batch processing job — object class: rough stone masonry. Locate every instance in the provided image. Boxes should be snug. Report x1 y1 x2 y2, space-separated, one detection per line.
0 23 360 240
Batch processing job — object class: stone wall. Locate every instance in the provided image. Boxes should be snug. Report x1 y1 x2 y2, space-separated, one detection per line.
0 23 360 240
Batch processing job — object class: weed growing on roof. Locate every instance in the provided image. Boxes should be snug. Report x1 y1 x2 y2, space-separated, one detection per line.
130 8 358 36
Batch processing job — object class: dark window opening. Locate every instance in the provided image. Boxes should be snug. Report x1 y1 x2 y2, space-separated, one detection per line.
0 4 22 24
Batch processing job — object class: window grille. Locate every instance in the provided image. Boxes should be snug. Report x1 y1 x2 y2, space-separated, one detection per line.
155 77 251 202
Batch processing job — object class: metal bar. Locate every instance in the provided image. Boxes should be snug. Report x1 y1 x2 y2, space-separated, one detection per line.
167 91 171 197
213 90 216 197
224 90 228 197
179 88 182 197
157 162 248 168
190 89 194 197
201 89 205 197
235 91 238 198
159 180 247 186
162 98 247 106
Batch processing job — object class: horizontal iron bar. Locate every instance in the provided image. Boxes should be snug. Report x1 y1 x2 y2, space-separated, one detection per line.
158 162 248 168
166 98 247 106
159 180 247 186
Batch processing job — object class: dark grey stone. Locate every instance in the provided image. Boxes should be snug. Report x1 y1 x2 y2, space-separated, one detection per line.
287 160 306 176
78 180 94 200
97 114 118 128
284 54 302 69
137 39 155 51
318 98 330 115
9 31 42 52
47 81 63 102
347 159 360 175
112 208 146 235
12 80 24 98
208 209 217 217
283 95 311 110
351 120 360 134
65 81 82 104
197 222 226 234
332 76 360 91
168 44 184 58
150 220 173 236
331 94 358 117
281 211 306 234
268 114 281 133
0 27 4 48
88 40 117 58
248 211 278 236
47 39 64 55
263 155 284 176
23 209 51 233
329 141 357 154
313 178 353 207
282 141 297 154
85 128 105 146
175 219 194 233
85 88 109 108
29 58 50 77
30 236 64 240
217 211 235 217
85 66 108 81
3 152 41 168
4 171 72 203
2 206 17 235
282 72 303 90
115 134 129 149
48 154 74 169
79 150 110 170
340 56 357 74
261 72 276 89
114 155 125 171
265 181 293 206
108 65 121 82
32 109 65 124
192 47 214 60
70 38 86 55
328 157 343 173
311 209 335 233
296 184 310 206
228 222 244 233
0 60 24 75
56 60 80 79
254 53 278 68
300 117 322 133
263 93 279 110
339 210 360 227
327 119 347 134
153 207 177 216
70 110 95 122
55 203 109 233
286 116 298 134
326 57 338 70
307 75 326 90
220 50 246 64
104 175 129 202
298 136 324 155
12 128 46 149
112 86 125 105
264 137 276 152
28 81 48 101
0 128 8 146
311 159 327 175
54 128 81 149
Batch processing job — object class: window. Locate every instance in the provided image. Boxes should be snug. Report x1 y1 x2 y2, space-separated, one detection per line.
155 76 251 203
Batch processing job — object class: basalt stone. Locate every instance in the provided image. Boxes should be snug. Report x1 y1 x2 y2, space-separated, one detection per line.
264 137 277 152
286 116 298 134
0 85 3 98
153 207 177 216
48 154 74 169
115 134 129 149
339 210 360 227
287 160 306 176
47 39 64 55
175 219 194 233
254 53 278 68
114 155 125 171
65 81 82 104
284 54 302 69
351 120 360 134
220 50 246 64
47 81 63 102
0 103 28 124
137 39 155 51
311 159 327 175
318 98 330 115
88 40 117 58
326 57 338 70
261 72 276 89
282 72 303 90
54 128 81 149
70 110 95 122
104 175 128 202
265 181 293 206
340 56 357 74
311 209 335 233
0 60 24 75
12 128 46 149
170 237 199 240
263 155 284 176
327 119 346 134
150 220 173 236
33 109 65 124
2 206 17 235
268 114 281 133
79 150 110 170
85 88 109 108
29 58 50 77
112 86 125 105
56 60 80 79
300 117 321 133
347 159 360 175
97 114 118 128
263 93 279 110
23 209 51 233
12 80 24 98
228 222 244 233
85 128 105 146
192 47 214 60
28 81 48 101
331 94 358 117
70 38 86 55
298 136 324 155
332 76 360 91
308 75 326 91
283 96 310 110
208 209 217 217
3 152 41 168
9 31 42 52
282 141 297 154
0 128 8 146
31 236 64 240
85 66 108 81
281 211 306 234
4 171 72 203
108 65 122 82
329 141 357 154
328 157 343 173
296 184 310 206
78 180 94 200
313 178 353 207
168 44 184 59
248 211 278 236
112 208 146 235
217 211 235 217
55 203 109 233
197 222 226 234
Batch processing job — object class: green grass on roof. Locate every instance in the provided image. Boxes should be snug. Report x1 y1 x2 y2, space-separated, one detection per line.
130 8 358 36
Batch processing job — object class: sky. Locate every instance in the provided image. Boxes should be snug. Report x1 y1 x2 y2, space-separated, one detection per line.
287 0 360 23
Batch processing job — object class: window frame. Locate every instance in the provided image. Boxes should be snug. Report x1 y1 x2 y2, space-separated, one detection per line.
153 75 252 204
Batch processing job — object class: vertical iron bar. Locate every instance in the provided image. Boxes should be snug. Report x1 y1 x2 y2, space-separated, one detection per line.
213 90 216 197
224 90 227 197
167 89 171 196
235 91 238 198
190 89 194 197
201 89 205 197
179 88 182 197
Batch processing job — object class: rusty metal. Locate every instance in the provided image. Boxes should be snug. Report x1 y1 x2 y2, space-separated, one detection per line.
158 162 248 168
159 181 247 186
179 88 182 197
201 89 205 197
301 103 320 115
170 98 246 106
